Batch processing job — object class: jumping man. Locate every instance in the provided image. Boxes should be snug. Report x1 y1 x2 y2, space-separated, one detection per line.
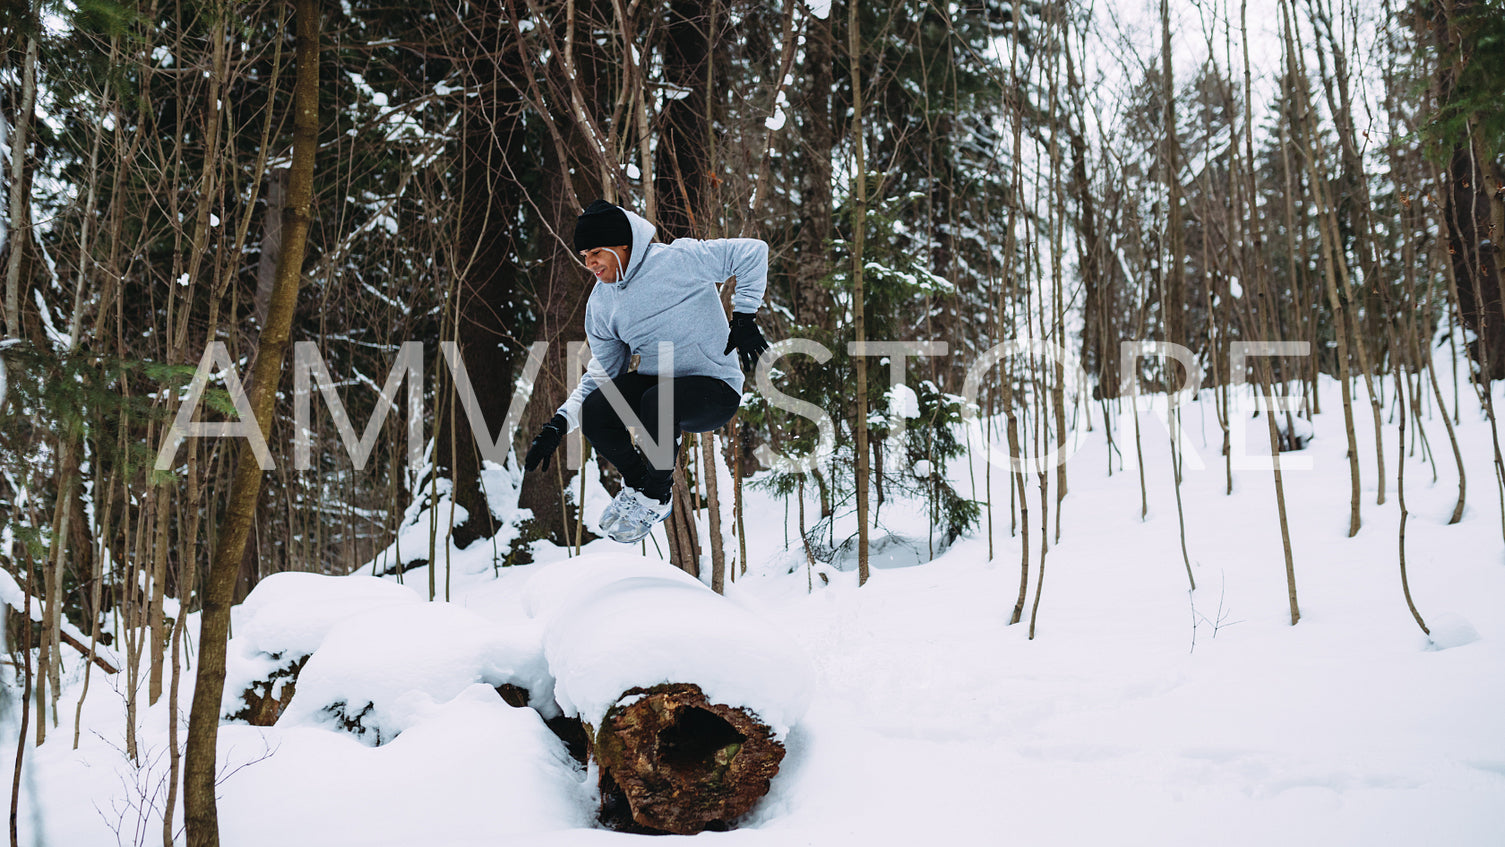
523 200 771 543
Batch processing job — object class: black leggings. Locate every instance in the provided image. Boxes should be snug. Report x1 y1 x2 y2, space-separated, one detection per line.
580 373 741 500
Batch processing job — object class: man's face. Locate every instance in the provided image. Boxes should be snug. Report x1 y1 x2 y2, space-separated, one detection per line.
581 245 631 283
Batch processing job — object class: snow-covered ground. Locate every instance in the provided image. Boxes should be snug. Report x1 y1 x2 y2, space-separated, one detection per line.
6 367 1505 846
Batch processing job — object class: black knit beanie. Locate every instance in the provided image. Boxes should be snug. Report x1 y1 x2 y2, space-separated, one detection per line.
573 200 633 253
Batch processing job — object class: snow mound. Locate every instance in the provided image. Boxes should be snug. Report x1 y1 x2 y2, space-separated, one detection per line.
223 572 425 719
1273 411 1315 450
278 601 554 744
1424 612 1481 651
526 554 814 739
233 571 420 659
216 685 593 840
520 550 705 617
830 532 930 571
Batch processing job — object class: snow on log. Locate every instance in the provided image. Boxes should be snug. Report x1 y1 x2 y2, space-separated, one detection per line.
524 553 813 833
0 567 122 674
224 572 420 725
276 601 553 744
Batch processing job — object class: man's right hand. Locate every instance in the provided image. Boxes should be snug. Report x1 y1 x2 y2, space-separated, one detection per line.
525 414 569 472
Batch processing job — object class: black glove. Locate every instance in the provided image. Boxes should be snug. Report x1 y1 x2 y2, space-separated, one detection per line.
525 414 569 472
723 312 770 371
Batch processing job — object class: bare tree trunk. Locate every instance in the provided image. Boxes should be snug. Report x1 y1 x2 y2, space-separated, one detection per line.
1304 0 1387 506
1435 0 1505 381
1281 0 1362 536
1418 295 1467 524
849 0 871 586
1065 33 1107 394
654 0 712 241
1246 0 1300 624
163 445 203 847
1004 13 1029 625
184 2 317 843
439 8 528 550
1432 0 1505 537
1395 342 1429 636
253 170 285 329
74 468 116 749
1159 0 1185 347
44 436 84 730
668 453 700 576
793 8 833 328
3 30 37 340
9 558 34 847
147 481 171 705
703 434 727 593
505 0 617 551
1048 4 1068 538
731 417 748 576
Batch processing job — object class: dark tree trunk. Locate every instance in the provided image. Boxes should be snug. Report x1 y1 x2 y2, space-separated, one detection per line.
792 8 833 328
253 169 285 330
1443 146 1505 381
666 455 701 576
1435 0 1505 381
1066 35 1111 396
513 0 616 551
514 152 596 550
592 683 786 835
654 0 712 241
652 0 715 564
439 10 527 549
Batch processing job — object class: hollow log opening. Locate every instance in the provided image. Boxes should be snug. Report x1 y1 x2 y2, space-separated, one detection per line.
592 683 785 835
656 707 746 776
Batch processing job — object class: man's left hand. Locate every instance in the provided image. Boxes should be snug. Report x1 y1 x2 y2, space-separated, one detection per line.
724 312 770 371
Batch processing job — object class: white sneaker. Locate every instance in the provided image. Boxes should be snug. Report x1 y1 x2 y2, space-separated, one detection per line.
606 489 673 544
597 487 635 536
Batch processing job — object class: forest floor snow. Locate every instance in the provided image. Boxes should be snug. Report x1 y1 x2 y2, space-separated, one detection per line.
6 370 1505 846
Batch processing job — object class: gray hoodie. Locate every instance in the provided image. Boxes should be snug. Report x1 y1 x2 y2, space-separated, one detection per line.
556 208 769 432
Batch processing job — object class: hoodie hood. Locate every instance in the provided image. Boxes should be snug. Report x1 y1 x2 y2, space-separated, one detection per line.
616 208 658 287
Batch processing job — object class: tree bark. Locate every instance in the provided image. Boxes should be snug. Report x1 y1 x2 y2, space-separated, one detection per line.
652 0 717 567
253 170 285 330
850 0 871 586
654 0 712 241
1281 0 1362 536
668 455 700 576
703 434 726 593
1066 34 1107 395
183 2 318 844
793 8 833 328
1243 0 1300 625
439 8 528 550
511 0 614 551
1435 0 1505 381
1443 147 1505 380
3 29 37 340
1159 0 1185 347
592 683 786 835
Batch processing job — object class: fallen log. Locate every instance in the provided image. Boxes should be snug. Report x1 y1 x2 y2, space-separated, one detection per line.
0 569 123 674
221 572 421 726
59 628 120 674
526 553 813 834
592 683 786 834
230 655 307 726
